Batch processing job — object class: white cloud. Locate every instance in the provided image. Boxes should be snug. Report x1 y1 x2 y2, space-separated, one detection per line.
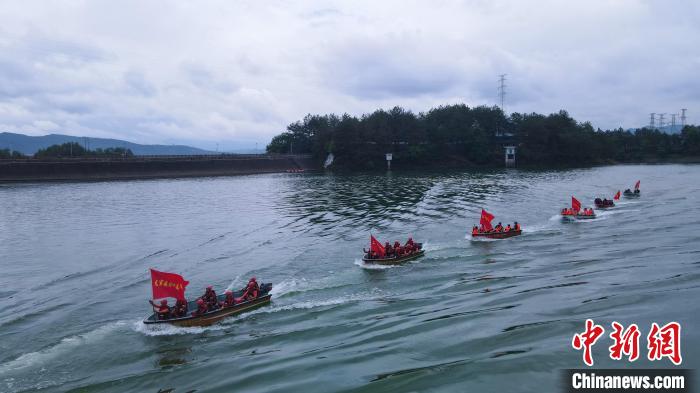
0 0 698 148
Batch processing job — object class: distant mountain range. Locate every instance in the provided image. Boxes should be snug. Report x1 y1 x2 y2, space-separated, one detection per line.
0 132 217 156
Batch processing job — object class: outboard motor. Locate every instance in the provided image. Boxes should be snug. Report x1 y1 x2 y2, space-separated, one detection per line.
260 283 273 294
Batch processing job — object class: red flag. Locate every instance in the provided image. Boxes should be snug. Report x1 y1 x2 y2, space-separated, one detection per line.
614 190 621 200
571 196 581 212
150 268 189 300
370 235 385 257
634 180 640 190
480 209 495 232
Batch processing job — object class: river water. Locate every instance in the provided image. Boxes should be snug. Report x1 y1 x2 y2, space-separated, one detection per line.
0 164 698 392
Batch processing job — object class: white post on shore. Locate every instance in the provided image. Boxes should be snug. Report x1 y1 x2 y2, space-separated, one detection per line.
385 153 392 170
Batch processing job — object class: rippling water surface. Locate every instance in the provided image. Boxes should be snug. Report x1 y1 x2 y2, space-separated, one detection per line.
1 165 699 392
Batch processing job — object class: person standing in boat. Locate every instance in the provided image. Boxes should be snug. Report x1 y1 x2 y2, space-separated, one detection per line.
514 222 521 231
149 299 171 320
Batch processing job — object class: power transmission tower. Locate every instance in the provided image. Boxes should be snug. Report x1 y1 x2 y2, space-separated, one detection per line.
658 113 666 129
671 114 677 129
649 113 655 129
498 74 507 112
681 108 687 127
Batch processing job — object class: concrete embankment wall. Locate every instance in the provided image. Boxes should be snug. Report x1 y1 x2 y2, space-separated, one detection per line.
0 155 317 182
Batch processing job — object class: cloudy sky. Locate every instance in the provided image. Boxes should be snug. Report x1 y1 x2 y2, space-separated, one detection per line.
1 0 698 150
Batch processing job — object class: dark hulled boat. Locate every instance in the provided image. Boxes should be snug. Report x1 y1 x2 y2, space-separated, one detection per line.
623 189 640 198
143 283 273 327
472 229 522 239
363 244 424 265
594 198 615 208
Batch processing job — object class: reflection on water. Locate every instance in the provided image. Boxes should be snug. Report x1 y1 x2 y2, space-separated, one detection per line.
0 165 699 392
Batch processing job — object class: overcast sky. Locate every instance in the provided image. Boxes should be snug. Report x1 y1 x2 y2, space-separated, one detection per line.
1 0 698 150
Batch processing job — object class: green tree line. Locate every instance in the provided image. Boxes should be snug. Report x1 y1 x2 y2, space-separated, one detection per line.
267 104 700 169
34 143 134 158
0 149 25 159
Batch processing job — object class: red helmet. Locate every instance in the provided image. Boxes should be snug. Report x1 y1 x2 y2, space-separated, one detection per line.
249 277 257 282
196 299 205 305
206 285 213 290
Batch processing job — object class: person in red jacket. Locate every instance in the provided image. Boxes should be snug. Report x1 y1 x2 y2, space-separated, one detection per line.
172 298 188 318
222 290 236 307
243 281 259 301
149 299 171 320
192 298 208 317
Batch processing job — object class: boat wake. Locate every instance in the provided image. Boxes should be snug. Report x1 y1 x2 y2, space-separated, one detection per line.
0 321 127 375
354 259 400 269
132 319 231 336
133 293 378 336
522 223 561 236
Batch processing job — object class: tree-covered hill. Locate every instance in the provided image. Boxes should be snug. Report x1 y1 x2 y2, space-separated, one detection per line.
267 104 700 169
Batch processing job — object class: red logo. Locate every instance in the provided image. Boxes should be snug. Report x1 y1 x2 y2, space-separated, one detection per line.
609 322 640 362
572 319 606 366
647 322 682 365
572 320 682 366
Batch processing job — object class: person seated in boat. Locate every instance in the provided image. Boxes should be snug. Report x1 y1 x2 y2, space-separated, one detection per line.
243 280 259 301
634 188 640 194
222 290 236 307
249 277 260 292
624 188 632 193
472 226 479 235
514 222 520 231
504 224 511 232
561 208 569 216
405 237 415 249
202 286 219 311
494 222 503 232
192 298 208 317
149 299 171 320
171 298 188 318
384 242 393 258
595 198 602 205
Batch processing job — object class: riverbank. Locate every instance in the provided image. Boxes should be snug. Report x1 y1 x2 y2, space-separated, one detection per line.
0 154 317 182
